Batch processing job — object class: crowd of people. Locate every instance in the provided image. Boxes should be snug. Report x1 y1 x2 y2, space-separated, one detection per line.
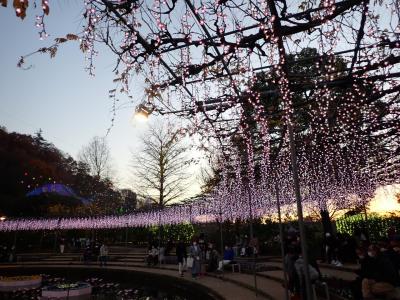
0 244 15 262
146 245 164 266
57 236 109 267
232 234 260 257
3 223 399 299
352 240 400 300
282 226 400 300
145 236 241 279
283 234 322 300
184 239 237 278
82 241 109 266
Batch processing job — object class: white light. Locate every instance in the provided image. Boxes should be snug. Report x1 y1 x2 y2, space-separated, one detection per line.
134 111 149 122
133 104 153 123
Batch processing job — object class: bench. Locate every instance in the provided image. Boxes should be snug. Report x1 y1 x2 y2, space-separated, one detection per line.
231 263 241 273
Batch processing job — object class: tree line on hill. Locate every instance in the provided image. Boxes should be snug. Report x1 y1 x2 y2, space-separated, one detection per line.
0 127 136 218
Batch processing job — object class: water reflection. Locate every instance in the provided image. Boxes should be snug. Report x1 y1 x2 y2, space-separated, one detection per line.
3 274 189 300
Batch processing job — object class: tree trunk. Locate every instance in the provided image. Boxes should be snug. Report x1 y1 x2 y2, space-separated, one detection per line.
320 209 333 234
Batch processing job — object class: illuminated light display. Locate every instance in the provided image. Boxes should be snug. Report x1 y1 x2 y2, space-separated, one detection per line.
1 0 399 234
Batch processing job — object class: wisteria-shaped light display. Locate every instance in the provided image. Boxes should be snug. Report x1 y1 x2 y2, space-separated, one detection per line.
1 0 400 231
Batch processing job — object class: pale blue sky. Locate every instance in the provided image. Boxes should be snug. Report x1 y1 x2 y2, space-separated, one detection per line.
0 1 204 198
0 1 166 190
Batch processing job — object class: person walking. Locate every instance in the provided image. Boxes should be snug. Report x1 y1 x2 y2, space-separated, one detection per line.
189 240 201 279
99 242 109 267
176 239 187 277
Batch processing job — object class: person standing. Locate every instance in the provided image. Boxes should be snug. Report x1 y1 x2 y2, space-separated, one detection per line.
249 235 259 257
176 239 187 277
284 246 299 295
166 239 173 256
207 243 219 272
59 237 65 254
324 232 342 266
241 235 248 257
99 242 109 267
352 247 372 300
189 240 201 279
8 245 15 263
159 245 165 266
83 246 91 264
151 246 159 265
147 246 154 266
294 248 320 300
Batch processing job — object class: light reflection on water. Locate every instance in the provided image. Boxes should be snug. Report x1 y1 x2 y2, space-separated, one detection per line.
2 274 189 300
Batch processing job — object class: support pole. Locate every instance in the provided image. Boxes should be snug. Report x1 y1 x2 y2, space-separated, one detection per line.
219 208 224 259
249 221 254 239
247 184 258 297
53 231 58 253
264 0 313 296
158 210 162 268
125 223 128 247
288 124 313 300
13 230 18 251
39 230 44 250
363 203 370 242
219 208 224 276
276 184 290 300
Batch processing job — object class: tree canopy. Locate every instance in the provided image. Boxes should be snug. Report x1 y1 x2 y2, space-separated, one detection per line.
132 123 190 207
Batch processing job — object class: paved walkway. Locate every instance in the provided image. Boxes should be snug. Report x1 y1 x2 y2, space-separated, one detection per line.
0 262 282 299
4 251 362 299
260 260 357 282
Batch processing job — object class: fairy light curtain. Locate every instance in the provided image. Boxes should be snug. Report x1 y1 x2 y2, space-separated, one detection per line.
1 0 399 230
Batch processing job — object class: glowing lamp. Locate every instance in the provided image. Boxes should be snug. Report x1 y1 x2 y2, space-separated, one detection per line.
134 104 153 122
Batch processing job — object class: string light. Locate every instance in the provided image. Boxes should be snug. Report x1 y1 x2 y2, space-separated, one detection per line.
2 0 399 231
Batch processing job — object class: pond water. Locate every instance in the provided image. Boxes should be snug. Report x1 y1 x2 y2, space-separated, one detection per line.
0 267 219 300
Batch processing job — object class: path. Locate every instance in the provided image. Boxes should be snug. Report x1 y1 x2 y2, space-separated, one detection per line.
1 250 287 300
5 250 363 299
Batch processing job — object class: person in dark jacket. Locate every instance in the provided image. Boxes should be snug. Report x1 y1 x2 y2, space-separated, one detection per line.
324 232 342 266
361 244 399 300
380 240 400 273
176 239 187 277
352 247 372 300
284 246 299 295
207 243 219 272
390 240 400 272
189 240 202 279
165 239 173 256
83 247 92 264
